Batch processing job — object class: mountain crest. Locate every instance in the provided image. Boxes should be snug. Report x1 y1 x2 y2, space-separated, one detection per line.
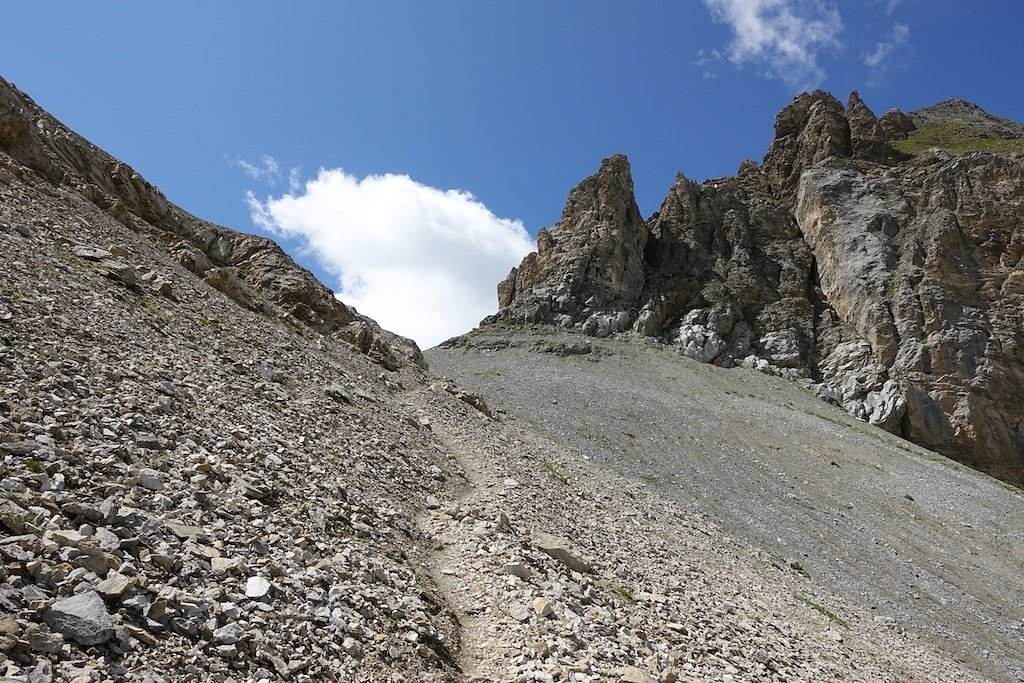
487 90 1024 487
492 153 647 337
0 76 423 370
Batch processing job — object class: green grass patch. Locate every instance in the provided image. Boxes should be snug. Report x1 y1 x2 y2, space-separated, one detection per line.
892 121 1024 156
139 297 161 316
616 585 635 602
796 595 849 628
23 459 44 474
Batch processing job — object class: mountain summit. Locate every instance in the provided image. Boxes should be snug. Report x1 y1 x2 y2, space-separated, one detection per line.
486 90 1024 487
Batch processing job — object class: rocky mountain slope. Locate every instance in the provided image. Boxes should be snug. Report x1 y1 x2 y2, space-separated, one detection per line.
489 90 1024 487
1 74 1022 683
430 326 1024 683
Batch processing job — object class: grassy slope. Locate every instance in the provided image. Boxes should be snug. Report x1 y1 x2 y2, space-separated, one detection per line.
892 121 1024 155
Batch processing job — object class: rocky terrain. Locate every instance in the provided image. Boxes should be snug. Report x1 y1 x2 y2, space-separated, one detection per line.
489 90 1024 486
431 325 1024 683
1 74 1022 683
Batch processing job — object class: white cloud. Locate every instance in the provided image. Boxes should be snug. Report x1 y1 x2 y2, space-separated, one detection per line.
246 169 534 349
235 154 283 184
863 22 910 69
702 0 843 90
287 166 302 193
694 48 724 79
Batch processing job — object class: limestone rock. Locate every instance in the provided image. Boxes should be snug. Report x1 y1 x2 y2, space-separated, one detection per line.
762 90 851 203
492 154 647 334
532 597 554 617
501 563 532 579
482 90 1024 485
532 532 594 574
245 575 272 598
43 590 114 646
846 91 907 165
619 667 656 683
797 152 1024 482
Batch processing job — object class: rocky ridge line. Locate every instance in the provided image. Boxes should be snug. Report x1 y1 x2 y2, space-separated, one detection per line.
488 90 1024 486
0 76 422 372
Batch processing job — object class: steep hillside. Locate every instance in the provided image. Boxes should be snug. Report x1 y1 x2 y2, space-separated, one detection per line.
0 77 421 373
1 74 1022 683
430 326 1024 682
489 91 1024 486
0 78 468 681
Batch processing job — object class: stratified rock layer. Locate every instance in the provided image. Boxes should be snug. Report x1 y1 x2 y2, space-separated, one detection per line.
491 90 1024 485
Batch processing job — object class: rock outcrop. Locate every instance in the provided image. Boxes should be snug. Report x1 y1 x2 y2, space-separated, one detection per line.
490 90 1024 486
494 154 647 338
797 152 1024 478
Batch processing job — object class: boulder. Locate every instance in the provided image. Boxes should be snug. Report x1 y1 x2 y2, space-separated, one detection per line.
532 532 594 575
43 590 114 646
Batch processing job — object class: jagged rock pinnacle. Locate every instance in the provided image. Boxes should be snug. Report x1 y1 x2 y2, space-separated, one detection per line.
489 90 1024 486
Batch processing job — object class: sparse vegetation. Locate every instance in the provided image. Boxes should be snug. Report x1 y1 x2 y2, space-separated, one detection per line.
541 461 570 485
139 297 161 316
892 121 1024 156
616 585 635 602
796 595 849 628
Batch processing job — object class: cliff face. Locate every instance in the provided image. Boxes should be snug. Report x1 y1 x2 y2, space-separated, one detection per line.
491 90 1024 486
494 154 648 338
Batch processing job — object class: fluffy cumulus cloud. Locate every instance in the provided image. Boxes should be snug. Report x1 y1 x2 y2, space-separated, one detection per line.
247 170 534 349
702 0 843 89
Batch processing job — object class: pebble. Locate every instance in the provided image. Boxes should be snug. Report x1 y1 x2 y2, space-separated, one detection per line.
244 576 273 599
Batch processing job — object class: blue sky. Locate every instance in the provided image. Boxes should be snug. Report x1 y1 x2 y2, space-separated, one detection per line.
3 1 1022 346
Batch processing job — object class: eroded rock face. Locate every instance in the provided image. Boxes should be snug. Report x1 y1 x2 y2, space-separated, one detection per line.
0 76 423 370
491 91 1024 485
798 152 1024 482
762 90 852 203
492 154 647 337
636 174 815 370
